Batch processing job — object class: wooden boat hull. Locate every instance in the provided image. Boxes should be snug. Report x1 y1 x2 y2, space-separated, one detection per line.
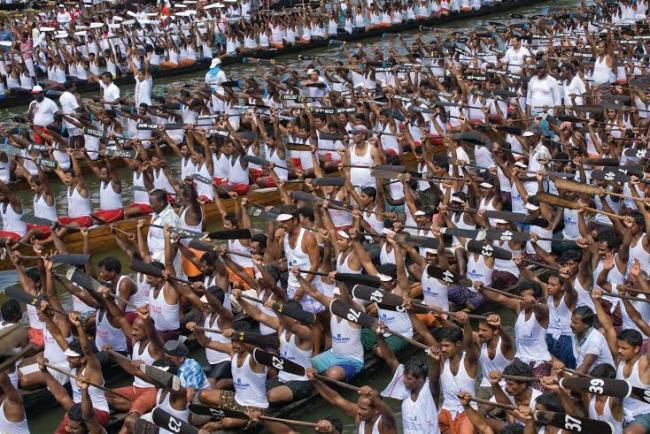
0 0 544 110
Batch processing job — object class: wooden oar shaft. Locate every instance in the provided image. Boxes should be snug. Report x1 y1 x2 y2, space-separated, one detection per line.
44 362 132 401
259 415 317 428
315 373 360 392
565 368 592 378
480 285 524 301
470 396 516 410
522 259 561 271
584 206 625 220
502 374 539 382
0 344 35 373
384 328 428 350
195 326 223 335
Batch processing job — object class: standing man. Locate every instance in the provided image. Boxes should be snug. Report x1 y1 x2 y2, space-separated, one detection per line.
99 72 120 108
205 58 227 90
28 85 58 144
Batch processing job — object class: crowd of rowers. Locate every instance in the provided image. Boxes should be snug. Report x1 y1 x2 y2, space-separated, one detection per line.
0 0 531 97
0 0 647 433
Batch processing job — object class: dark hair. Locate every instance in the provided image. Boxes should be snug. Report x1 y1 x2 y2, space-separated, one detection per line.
206 286 225 304
404 356 428 379
149 189 168 205
631 211 644 227
503 360 533 379
436 327 463 344
590 363 616 379
501 424 525 434
512 279 542 298
224 212 238 226
324 416 343 433
101 71 112 81
361 186 377 199
573 306 595 327
536 392 562 412
98 256 122 274
618 329 643 348
251 233 267 247
378 263 397 279
559 249 581 264
298 206 314 222
150 261 166 271
67 404 84 423
25 267 41 284
597 231 621 250
0 299 21 322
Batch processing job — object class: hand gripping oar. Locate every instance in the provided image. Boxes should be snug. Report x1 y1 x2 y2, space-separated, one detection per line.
478 285 525 301
63 268 136 309
239 294 316 325
4 286 67 316
188 403 318 428
130 259 192 285
534 192 624 220
43 362 132 402
553 177 633 200
329 299 428 350
244 155 289 171
138 364 182 391
152 408 199 434
466 240 513 260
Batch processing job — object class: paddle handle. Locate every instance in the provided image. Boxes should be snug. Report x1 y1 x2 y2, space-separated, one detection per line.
109 292 137 309
240 294 264 304
501 374 539 382
584 206 625 220
298 269 327 277
314 373 360 392
479 285 524 301
259 416 317 428
565 368 592 378
44 362 133 402
522 259 561 271
383 328 429 350
0 344 35 374
194 326 223 335
470 396 516 411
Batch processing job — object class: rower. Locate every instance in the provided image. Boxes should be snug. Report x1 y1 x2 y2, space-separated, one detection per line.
0 179 26 245
83 152 125 224
347 125 381 188
99 72 120 109
0 299 28 389
143 189 181 262
96 257 139 318
205 58 227 91
0 372 29 434
124 151 154 218
162 339 209 402
308 371 398 434
53 150 93 235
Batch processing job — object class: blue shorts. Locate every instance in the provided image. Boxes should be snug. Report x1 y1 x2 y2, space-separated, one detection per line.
626 413 650 433
545 334 577 369
311 350 364 382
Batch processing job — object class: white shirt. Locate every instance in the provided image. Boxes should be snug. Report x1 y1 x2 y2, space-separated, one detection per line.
31 97 58 127
501 46 531 74
100 81 120 104
574 328 615 368
526 74 561 114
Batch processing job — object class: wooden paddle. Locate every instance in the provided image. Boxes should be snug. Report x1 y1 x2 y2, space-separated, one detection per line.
43 362 132 401
152 408 199 434
479 285 525 301
63 268 136 309
18 254 90 266
189 403 318 428
298 269 382 287
553 177 633 200
239 294 316 325
5 286 67 316
0 344 36 373
535 192 624 220
130 259 192 285
138 365 182 391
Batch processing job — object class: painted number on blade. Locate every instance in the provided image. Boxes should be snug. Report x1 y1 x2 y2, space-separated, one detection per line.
500 231 513 241
644 389 650 403
637 149 647 158
481 245 494 256
442 270 455 284
604 172 615 181
167 416 182 433
370 290 384 303
588 378 604 394
347 309 361 323
272 356 285 370
564 415 582 432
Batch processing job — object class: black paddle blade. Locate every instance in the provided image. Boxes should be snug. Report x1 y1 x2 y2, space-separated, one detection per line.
247 206 280 221
134 418 159 434
65 268 102 292
333 272 381 288
4 286 39 307
484 229 530 243
20 214 56 226
187 239 217 252
311 177 346 187
537 410 614 434
405 234 439 249
188 404 246 421
50 254 90 266
291 190 321 203
252 348 305 376
629 385 650 404
234 330 279 349
329 298 377 329
139 365 182 391
130 259 164 278
272 302 316 325
559 377 631 399
485 210 530 223
426 265 469 286
207 229 252 240
244 155 271 166
152 408 199 434
466 240 513 260
351 285 405 307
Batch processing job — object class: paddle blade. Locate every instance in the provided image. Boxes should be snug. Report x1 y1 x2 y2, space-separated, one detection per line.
329 298 377 329
50 254 90 266
4 286 39 306
152 408 199 434
553 178 600 195
188 404 245 421
65 268 102 292
485 210 530 223
405 234 439 249
311 177 346 187
333 272 381 287
484 229 530 243
291 190 321 203
537 410 614 434
244 155 270 166
285 143 312 152
20 214 56 226
425 265 469 286
130 259 164 278
233 330 279 349
534 192 579 210
247 206 280 221
272 302 316 325
351 285 405 307
559 377 631 398
187 239 217 252
207 229 252 240
466 240 513 260
252 348 305 376
139 365 182 391
629 386 650 404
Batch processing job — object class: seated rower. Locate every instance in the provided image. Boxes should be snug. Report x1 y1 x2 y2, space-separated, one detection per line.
82 151 125 224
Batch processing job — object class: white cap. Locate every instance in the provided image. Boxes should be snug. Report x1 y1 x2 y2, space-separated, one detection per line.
424 247 437 255
210 58 221 68
494 218 508 224
307 68 317 75
479 181 493 188
64 347 81 357
337 230 349 239
414 210 427 216
113 16 124 21
275 213 293 222
382 228 395 236
378 273 393 282
332 286 341 296
514 161 528 169
451 196 464 204
200 295 208 303
31 85 43 94
525 203 539 211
